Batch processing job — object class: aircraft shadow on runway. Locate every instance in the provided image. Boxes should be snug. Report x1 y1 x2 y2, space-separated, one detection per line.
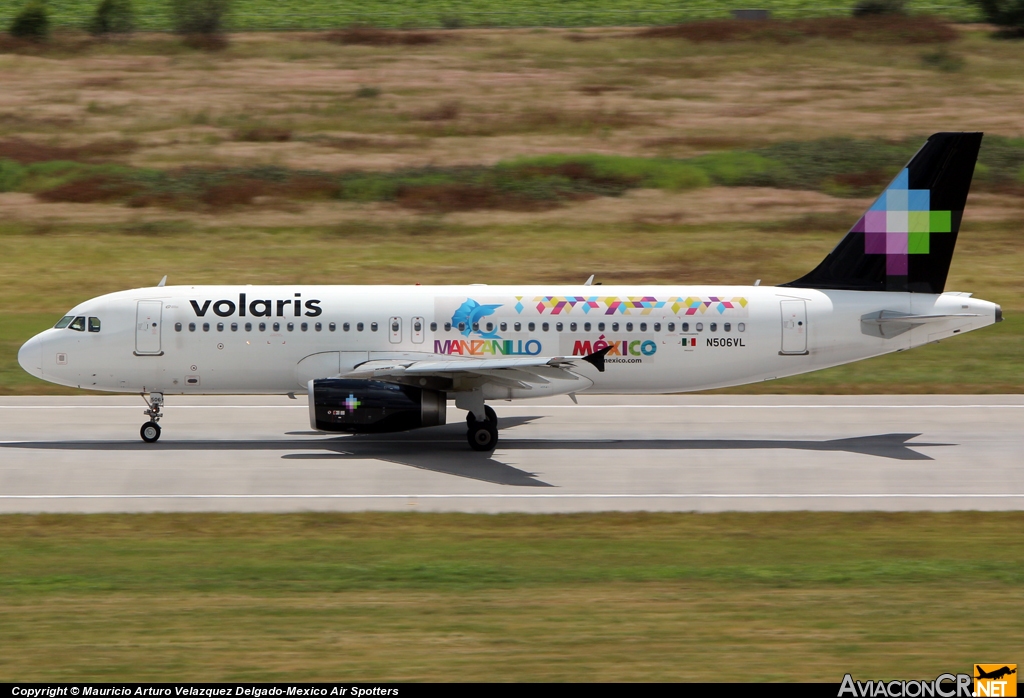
1 416 953 488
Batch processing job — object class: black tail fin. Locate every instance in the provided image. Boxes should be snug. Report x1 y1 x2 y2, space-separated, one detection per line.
782 132 982 294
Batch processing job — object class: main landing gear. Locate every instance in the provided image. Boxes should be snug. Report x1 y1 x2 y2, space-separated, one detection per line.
140 392 164 443
466 405 498 452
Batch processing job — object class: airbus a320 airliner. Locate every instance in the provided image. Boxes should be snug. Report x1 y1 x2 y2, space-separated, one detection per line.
18 132 1002 450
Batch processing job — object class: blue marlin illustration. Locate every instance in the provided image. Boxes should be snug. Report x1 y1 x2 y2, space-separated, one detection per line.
452 299 502 338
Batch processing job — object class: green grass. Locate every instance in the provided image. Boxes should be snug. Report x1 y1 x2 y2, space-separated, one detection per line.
0 0 985 31
12 137 1024 210
0 512 1021 680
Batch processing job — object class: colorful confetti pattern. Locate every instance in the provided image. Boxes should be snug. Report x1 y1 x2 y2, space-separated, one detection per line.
523 295 748 316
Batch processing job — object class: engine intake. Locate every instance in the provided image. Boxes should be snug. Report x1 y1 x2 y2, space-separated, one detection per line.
308 378 446 433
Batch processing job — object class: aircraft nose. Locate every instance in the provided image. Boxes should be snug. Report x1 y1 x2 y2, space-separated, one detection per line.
18 333 43 379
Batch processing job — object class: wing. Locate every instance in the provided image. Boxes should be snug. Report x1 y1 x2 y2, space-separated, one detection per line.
341 347 612 391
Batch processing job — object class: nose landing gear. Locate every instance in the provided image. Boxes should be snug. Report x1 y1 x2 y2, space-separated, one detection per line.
140 392 164 443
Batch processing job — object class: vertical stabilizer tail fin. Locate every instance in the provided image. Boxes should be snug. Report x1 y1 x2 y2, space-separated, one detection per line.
782 132 982 293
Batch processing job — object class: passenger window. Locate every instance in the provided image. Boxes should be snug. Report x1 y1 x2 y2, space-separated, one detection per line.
245 322 252 332
414 320 422 332
272 322 280 332
342 323 349 331
285 322 292 332
430 322 437 331
696 323 703 332
556 322 563 332
682 322 689 332
457 322 465 332
530 322 537 332
738 322 746 332
175 322 182 332
499 322 506 332
667 322 675 332
653 322 661 332
315 322 322 332
231 323 238 332
514 322 521 332
69 316 86 332
357 323 364 332
639 322 647 332
584 322 591 332
569 322 577 332
370 322 378 332
329 322 336 332
203 323 210 332
88 317 101 333
541 322 548 332
391 321 399 332
259 323 266 332
55 316 74 329
626 322 633 332
710 322 717 332
612 322 619 331
724 323 731 332
217 323 224 332
598 322 605 332
301 322 308 332
444 322 452 331
472 322 479 332
189 322 196 332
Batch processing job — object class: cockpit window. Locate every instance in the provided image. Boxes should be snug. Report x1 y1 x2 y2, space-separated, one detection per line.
88 317 101 333
68 316 86 332
54 316 73 329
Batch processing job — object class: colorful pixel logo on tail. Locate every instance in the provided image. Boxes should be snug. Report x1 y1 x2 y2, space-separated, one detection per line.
856 168 952 277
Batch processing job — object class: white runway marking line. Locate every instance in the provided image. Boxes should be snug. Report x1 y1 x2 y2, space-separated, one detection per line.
2 494 1023 500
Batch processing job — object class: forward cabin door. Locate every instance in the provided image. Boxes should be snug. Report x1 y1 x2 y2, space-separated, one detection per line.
779 300 808 355
135 300 163 356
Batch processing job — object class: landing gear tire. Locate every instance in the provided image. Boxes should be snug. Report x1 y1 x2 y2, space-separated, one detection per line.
140 421 161 443
466 405 497 424
467 420 498 452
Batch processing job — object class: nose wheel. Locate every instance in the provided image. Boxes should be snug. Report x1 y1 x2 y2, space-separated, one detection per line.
140 392 164 443
466 405 498 451
141 421 161 443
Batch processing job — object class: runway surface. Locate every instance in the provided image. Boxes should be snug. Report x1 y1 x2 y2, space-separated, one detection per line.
0 395 1021 513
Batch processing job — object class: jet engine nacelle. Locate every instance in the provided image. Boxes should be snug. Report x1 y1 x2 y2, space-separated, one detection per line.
308 378 446 433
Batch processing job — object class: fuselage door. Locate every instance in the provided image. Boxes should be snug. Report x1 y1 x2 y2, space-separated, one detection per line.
389 316 402 344
135 300 163 356
411 316 424 344
780 300 808 355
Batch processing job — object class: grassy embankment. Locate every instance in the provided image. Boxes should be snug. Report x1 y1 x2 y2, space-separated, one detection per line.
1 512 1022 681
2 26 1022 394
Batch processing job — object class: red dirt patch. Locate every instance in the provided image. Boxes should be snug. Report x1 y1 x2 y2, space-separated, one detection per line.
0 138 137 164
324 27 442 46
638 16 957 44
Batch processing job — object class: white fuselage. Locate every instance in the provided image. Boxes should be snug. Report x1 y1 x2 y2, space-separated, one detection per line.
18 284 999 398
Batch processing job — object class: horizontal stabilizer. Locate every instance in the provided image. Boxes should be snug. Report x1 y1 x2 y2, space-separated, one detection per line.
860 310 980 338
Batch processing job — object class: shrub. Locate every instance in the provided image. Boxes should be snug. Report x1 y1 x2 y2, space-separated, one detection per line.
8 1 49 42
852 0 906 16
89 0 135 36
439 14 464 29
170 0 230 37
973 0 1024 36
